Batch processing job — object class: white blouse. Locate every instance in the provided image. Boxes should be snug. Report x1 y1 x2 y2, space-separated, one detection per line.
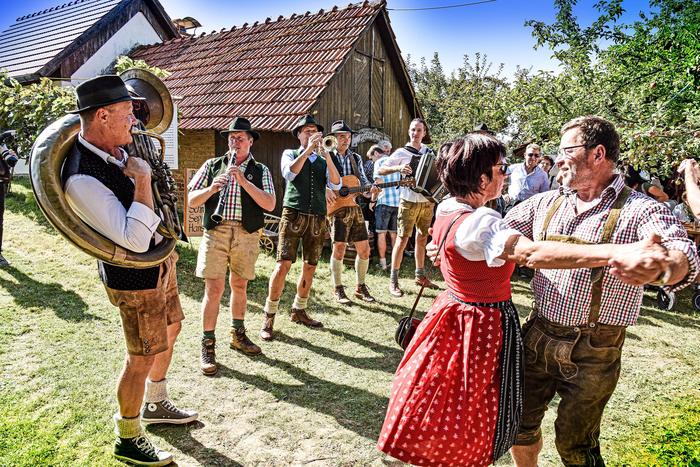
435 197 522 267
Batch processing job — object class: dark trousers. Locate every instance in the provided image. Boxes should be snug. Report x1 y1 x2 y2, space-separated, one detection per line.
0 182 5 253
515 316 626 466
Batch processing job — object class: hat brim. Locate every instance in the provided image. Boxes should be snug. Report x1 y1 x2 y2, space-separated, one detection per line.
330 129 354 135
220 129 260 141
68 94 145 114
292 123 324 138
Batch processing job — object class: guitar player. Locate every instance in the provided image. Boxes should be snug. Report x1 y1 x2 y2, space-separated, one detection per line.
326 120 380 305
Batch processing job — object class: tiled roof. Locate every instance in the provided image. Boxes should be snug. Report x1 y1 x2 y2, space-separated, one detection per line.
132 1 384 132
0 0 122 79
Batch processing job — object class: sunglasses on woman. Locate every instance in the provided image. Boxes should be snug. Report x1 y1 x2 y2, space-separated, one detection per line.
494 162 508 175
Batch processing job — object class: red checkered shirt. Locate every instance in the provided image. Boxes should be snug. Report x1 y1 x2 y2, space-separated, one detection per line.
505 175 699 326
188 153 274 222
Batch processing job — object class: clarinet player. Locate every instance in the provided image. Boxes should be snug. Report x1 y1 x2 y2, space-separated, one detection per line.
187 117 275 375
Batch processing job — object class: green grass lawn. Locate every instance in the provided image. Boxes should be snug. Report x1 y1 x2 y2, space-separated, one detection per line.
1 178 699 466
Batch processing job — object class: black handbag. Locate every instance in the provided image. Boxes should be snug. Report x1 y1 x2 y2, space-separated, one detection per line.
394 211 468 350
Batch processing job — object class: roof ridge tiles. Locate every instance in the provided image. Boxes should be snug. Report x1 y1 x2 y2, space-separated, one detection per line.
16 0 86 21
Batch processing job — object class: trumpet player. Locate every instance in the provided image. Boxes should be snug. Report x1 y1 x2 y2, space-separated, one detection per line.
62 75 196 466
326 120 379 304
261 114 341 341
187 117 275 373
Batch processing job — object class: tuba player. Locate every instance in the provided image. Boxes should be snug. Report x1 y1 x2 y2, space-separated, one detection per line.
62 75 196 466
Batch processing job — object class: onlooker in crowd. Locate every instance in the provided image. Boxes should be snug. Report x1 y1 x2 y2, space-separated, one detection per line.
327 121 378 304
506 143 550 206
187 117 275 374
624 164 670 203
0 131 19 267
539 155 558 189
373 144 401 271
377 118 439 296
678 158 700 219
377 139 393 157
261 115 341 340
63 75 197 466
507 116 698 467
360 144 386 239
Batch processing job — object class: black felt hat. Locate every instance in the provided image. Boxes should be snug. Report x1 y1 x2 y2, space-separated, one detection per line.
69 75 144 114
220 117 260 141
329 120 354 134
291 114 324 137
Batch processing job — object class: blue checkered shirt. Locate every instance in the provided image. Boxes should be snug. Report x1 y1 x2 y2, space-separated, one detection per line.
373 156 401 207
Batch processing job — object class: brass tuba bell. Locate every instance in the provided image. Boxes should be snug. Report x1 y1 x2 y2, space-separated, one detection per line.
29 69 180 268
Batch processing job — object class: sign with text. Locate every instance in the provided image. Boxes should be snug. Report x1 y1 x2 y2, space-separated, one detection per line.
184 168 204 237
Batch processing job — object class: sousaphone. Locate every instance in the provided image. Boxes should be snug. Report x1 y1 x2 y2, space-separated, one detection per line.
30 69 181 268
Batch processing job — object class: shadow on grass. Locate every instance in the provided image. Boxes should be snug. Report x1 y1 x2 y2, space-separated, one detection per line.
4 183 54 232
218 355 388 440
148 421 243 467
0 266 100 322
273 327 403 373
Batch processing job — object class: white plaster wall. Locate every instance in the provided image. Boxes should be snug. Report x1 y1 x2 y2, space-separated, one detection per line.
69 12 162 86
13 13 164 175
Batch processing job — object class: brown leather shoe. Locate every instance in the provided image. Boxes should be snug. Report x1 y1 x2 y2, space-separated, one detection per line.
354 283 376 302
334 285 352 305
260 313 276 341
389 282 404 297
291 308 323 328
415 276 440 290
200 338 218 376
230 327 262 355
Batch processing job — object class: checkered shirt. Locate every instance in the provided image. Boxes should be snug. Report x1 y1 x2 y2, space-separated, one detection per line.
188 153 274 222
504 174 699 327
373 156 401 207
334 150 371 186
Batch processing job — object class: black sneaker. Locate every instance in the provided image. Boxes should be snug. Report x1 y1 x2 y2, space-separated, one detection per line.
141 399 198 425
114 434 173 466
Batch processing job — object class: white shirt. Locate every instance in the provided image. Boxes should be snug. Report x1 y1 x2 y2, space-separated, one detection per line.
507 163 550 202
280 146 342 190
382 144 430 203
436 197 521 267
64 135 161 253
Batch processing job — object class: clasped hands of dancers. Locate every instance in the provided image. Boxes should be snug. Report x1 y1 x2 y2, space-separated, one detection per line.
57 75 699 466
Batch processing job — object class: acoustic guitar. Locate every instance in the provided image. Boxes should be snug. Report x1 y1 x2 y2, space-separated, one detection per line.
327 175 415 216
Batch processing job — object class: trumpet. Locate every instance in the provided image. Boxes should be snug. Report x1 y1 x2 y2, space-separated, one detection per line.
320 135 337 153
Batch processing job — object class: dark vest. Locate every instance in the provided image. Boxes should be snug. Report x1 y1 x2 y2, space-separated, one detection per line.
282 150 328 215
330 150 362 178
202 154 266 233
62 141 160 290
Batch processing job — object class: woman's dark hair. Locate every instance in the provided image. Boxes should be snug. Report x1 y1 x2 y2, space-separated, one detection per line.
436 133 506 198
541 155 555 166
438 142 453 160
624 164 645 188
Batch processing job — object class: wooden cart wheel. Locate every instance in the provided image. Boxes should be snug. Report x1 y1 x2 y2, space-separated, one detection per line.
259 236 275 255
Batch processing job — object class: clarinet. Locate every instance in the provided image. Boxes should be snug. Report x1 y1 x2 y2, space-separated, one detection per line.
210 153 236 224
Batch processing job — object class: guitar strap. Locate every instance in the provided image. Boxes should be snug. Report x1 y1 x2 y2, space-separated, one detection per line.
348 151 361 179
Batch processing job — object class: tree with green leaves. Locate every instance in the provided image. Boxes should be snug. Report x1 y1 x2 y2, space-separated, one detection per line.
514 0 700 175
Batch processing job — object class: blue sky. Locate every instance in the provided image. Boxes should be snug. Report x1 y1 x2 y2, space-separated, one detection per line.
1 0 653 78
